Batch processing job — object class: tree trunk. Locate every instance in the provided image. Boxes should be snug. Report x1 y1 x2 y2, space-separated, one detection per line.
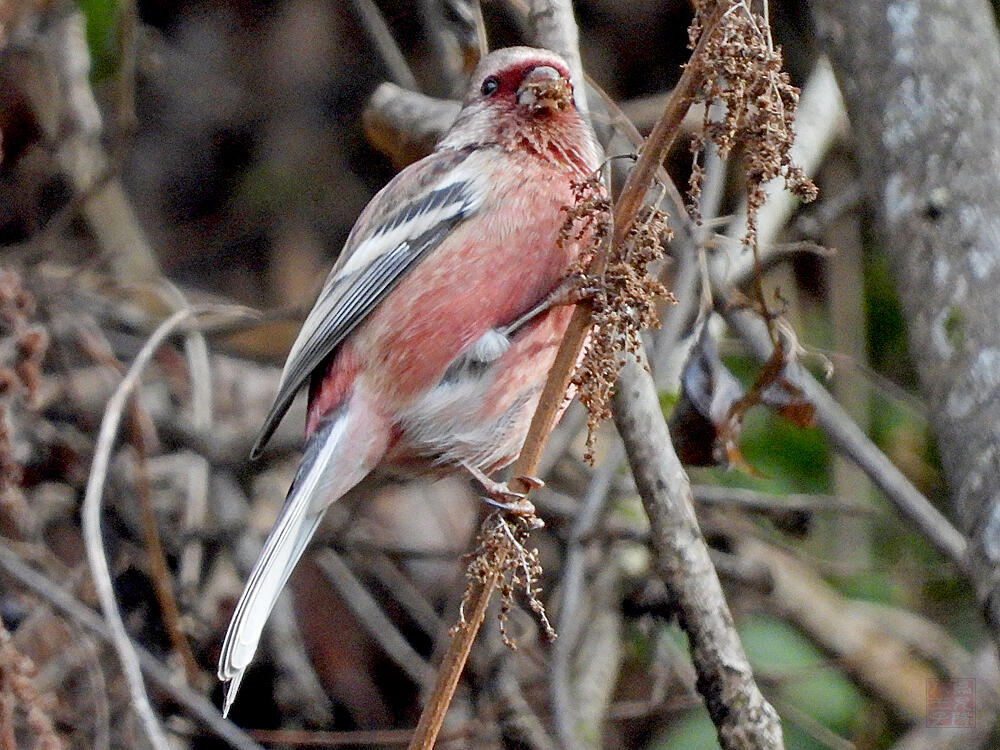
809 0 1000 637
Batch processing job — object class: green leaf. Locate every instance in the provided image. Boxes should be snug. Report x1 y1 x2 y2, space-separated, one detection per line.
79 0 120 82
740 615 864 733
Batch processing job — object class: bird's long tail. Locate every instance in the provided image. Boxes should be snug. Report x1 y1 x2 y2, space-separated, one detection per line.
217 402 385 716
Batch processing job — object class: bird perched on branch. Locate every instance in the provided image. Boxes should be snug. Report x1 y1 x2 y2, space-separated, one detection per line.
218 46 602 716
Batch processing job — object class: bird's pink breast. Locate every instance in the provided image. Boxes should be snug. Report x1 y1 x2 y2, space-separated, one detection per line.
307 149 590 472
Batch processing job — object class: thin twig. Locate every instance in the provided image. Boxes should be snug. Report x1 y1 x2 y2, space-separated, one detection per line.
131 404 201 683
316 550 436 688
267 594 336 726
407 9 734 748
82 309 195 750
406 565 499 749
565 561 625 749
613 349 784 749
80 305 250 750
178 452 211 603
0 540 265 750
735 536 938 723
77 314 202 684
160 281 213 433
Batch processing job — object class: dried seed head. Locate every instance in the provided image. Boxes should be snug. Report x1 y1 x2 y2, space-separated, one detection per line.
686 2 817 247
453 513 554 647
567 187 675 462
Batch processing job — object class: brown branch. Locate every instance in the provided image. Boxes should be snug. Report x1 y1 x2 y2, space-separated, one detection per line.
613 353 784 749
406 555 501 749
131 402 201 684
407 9 734 748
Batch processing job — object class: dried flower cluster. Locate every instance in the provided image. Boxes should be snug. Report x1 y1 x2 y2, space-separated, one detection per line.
455 513 554 647
0 618 63 750
563 178 673 462
558 174 613 275
687 0 818 247
0 270 49 539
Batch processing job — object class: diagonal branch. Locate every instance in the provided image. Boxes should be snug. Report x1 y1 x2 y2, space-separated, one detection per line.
81 305 252 750
407 7 738 748
613 351 784 749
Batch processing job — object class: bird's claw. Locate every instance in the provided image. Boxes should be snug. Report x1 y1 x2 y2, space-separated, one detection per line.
514 474 545 490
464 462 539 516
484 483 526 502
479 478 539 517
573 284 603 305
541 277 602 313
481 492 535 516
502 278 601 338
477 477 534 513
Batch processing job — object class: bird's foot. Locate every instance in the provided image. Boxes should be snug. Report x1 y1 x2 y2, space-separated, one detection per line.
544 274 601 308
501 276 601 337
463 463 542 516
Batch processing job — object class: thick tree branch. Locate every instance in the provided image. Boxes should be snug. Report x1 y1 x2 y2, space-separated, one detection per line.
810 0 1000 647
613 352 784 750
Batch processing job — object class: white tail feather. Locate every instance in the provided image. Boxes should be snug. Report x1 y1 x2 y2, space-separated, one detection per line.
218 410 360 717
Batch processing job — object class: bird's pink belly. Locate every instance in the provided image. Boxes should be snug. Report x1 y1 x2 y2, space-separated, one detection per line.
380 304 574 476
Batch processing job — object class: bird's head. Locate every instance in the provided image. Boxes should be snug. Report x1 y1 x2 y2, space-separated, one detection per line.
469 47 575 114
437 47 599 172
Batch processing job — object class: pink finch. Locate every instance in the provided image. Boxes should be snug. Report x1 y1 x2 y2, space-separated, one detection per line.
218 46 602 715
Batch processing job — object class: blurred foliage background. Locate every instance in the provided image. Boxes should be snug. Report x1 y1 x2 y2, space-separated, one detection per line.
0 1 994 749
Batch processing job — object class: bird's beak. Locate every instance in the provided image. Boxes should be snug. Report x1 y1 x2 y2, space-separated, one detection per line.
517 66 572 112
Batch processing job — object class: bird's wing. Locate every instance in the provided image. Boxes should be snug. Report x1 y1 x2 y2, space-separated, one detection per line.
252 147 488 455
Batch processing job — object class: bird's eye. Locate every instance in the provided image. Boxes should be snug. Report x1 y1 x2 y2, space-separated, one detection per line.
481 76 500 96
